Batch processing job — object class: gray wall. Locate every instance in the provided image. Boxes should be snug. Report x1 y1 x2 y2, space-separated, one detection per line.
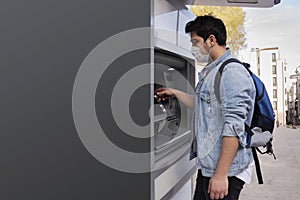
0 1 151 199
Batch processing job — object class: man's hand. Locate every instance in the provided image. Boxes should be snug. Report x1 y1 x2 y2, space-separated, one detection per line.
155 87 175 102
154 87 195 109
208 174 228 199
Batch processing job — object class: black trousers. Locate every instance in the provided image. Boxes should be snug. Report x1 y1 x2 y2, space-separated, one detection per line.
193 170 245 200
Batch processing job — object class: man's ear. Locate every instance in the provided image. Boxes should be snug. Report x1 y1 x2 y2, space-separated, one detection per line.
208 35 217 46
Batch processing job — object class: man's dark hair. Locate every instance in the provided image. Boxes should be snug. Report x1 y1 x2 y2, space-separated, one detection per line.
185 15 227 46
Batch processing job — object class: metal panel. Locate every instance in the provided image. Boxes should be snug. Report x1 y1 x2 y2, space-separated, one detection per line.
154 154 196 200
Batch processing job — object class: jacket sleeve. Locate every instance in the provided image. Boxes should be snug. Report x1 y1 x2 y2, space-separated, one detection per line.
219 63 256 147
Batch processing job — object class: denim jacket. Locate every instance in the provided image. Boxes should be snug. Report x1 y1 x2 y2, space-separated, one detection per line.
192 49 256 177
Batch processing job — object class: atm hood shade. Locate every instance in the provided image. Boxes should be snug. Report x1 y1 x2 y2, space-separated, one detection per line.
188 0 281 7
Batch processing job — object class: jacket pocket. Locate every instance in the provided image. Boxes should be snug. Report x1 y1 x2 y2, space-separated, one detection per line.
199 90 215 118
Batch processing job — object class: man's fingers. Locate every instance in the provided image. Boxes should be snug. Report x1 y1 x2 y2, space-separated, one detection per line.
210 192 225 200
208 182 218 199
156 91 169 102
154 87 166 93
209 192 214 200
219 192 225 199
214 193 220 199
155 91 166 97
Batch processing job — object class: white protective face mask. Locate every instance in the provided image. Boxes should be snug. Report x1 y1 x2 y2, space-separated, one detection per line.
191 45 209 63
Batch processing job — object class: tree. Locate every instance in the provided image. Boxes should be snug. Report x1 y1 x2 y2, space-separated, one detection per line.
190 6 246 56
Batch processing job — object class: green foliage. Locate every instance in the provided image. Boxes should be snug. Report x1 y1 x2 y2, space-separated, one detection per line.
190 6 246 56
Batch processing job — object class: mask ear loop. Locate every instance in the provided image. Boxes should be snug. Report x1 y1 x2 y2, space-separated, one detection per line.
207 35 215 49
206 35 215 61
207 47 213 62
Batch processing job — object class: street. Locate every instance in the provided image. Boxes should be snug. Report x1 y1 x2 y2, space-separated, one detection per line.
240 126 300 199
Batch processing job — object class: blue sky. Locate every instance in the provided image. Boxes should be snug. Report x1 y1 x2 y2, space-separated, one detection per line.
240 0 300 85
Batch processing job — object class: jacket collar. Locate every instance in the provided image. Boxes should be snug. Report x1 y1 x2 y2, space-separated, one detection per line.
198 48 231 82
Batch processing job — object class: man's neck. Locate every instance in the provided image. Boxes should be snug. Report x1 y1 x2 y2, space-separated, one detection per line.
211 46 227 61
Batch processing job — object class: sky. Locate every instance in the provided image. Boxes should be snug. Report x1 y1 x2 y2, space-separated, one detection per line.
240 0 300 87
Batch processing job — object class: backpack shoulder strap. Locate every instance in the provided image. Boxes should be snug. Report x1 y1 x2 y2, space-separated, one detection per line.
214 58 242 103
252 147 264 184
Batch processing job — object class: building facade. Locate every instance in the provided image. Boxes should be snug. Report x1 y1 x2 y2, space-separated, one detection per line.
288 68 300 125
286 84 297 125
249 47 287 125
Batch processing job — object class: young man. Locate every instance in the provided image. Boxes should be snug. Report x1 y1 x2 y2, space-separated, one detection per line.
155 15 256 200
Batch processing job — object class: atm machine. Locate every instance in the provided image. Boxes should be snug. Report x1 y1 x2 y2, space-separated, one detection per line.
0 0 280 200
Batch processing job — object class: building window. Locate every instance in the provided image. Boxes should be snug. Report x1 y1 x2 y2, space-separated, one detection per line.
273 101 277 110
258 68 260 76
285 77 287 83
284 66 286 71
257 57 260 65
273 77 277 86
272 53 276 62
273 89 277 98
285 100 288 106
272 65 277 74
